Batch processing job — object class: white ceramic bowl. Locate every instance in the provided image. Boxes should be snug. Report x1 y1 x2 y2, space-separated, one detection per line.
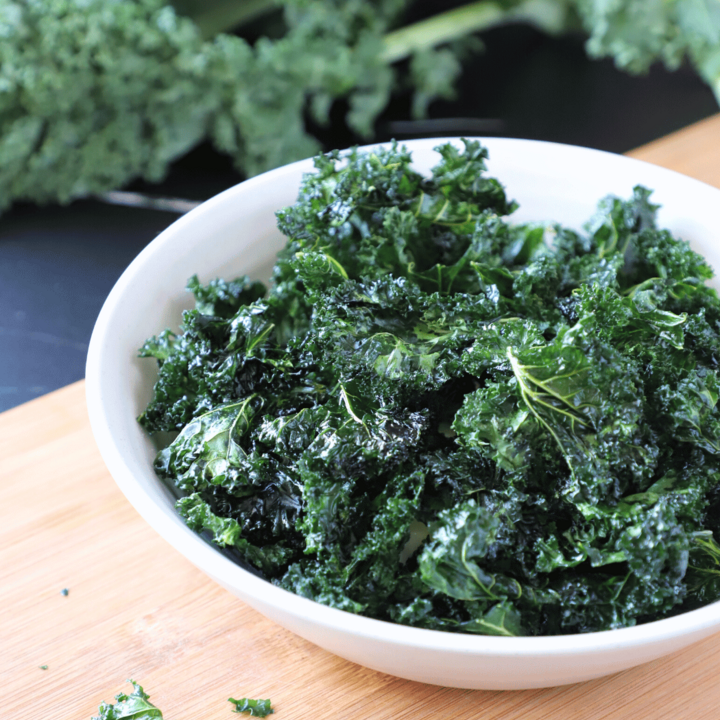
86 138 720 690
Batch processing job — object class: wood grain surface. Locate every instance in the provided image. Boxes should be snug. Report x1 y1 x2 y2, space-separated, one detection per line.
3 117 720 720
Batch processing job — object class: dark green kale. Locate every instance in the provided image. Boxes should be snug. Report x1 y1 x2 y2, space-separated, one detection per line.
229 697 274 717
140 139 720 635
92 681 163 720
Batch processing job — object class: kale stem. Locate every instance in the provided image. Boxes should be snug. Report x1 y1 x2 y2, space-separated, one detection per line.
182 0 280 40
382 2 504 63
381 0 569 64
184 0 571 61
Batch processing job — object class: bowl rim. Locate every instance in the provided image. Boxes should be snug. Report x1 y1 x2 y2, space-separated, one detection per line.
86 135 720 658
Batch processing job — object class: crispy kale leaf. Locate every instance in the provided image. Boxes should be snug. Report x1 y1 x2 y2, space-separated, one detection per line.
140 139 720 635
92 681 163 720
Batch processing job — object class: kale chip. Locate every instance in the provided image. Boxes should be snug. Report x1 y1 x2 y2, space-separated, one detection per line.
140 139 720 635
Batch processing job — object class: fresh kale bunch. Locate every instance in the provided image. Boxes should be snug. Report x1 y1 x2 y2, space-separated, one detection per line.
2 0 719 214
0 0 406 210
140 140 720 635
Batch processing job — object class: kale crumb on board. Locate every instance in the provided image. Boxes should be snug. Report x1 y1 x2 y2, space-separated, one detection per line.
90 682 275 719
139 139 720 636
229 697 275 717
92 681 163 720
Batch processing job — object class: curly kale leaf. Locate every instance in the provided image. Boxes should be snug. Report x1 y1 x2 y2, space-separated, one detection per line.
137 306 264 433
177 493 296 574
655 372 720 454
307 277 496 405
154 398 258 493
687 533 720 605
138 274 312 433
577 0 720 104
92 681 163 720
275 139 514 292
186 275 267 318
293 401 428 556
419 500 519 604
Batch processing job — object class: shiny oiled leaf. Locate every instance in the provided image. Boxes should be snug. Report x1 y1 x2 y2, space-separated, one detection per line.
419 501 521 603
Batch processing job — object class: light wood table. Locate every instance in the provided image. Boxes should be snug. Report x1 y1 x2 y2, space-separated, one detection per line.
3 117 720 719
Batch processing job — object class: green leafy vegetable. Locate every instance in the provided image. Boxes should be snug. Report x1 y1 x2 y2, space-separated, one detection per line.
140 139 720 635
2 0 719 214
229 697 274 717
92 681 163 720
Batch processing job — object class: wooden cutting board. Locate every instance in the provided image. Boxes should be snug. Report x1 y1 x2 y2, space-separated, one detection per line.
3 115 720 720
